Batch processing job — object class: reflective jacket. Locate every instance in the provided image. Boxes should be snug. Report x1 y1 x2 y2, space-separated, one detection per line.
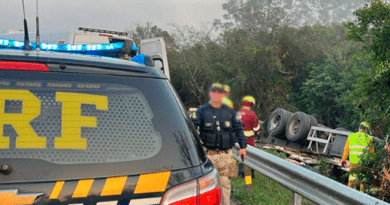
342 132 374 164
222 97 233 109
237 107 260 137
191 104 246 150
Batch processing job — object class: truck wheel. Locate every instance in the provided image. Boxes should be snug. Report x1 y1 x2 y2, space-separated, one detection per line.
267 108 292 139
308 115 318 127
286 112 312 142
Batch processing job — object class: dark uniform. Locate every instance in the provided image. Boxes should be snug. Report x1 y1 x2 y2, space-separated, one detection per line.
192 103 246 205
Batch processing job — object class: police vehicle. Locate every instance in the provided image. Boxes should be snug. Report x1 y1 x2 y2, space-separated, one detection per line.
0 27 170 81
0 8 220 205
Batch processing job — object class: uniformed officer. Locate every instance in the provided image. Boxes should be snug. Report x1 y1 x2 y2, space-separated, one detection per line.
191 82 247 205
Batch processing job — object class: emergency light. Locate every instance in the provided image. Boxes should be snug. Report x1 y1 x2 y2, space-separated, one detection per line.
0 38 147 65
0 38 125 52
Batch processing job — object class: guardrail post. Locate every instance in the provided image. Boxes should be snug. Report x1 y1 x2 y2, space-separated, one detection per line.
244 165 252 194
292 192 302 205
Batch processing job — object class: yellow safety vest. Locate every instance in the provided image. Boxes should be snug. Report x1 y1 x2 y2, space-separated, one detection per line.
222 97 233 109
348 132 372 164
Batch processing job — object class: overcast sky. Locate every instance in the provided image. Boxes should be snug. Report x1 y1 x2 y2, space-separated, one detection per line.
0 0 226 34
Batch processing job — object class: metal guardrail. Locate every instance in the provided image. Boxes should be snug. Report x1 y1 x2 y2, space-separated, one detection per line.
232 144 389 205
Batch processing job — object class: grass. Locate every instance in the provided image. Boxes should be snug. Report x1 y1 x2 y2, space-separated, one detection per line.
231 172 292 205
230 148 316 205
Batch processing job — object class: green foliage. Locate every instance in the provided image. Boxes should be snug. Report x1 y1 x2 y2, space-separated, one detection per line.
350 139 388 198
260 148 288 159
231 152 314 205
124 2 387 137
289 55 368 129
318 160 334 178
231 172 292 205
126 22 177 50
216 0 370 32
346 0 390 137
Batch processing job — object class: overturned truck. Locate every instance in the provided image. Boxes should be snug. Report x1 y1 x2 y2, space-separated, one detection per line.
258 108 382 158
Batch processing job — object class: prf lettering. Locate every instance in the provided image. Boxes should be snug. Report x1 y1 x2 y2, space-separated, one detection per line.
0 89 108 149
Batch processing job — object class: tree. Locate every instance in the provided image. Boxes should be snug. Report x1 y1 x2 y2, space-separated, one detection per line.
125 22 177 50
215 0 374 32
346 0 390 137
289 55 368 129
288 25 368 129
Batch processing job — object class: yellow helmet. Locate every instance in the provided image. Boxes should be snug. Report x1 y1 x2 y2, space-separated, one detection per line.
224 85 230 93
359 121 370 129
242 95 255 105
209 83 224 92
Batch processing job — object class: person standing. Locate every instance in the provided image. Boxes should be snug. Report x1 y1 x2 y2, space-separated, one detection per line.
237 96 260 183
222 84 234 109
191 82 247 205
341 122 375 190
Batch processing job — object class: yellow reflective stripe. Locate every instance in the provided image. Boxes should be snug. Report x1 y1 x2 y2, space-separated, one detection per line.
134 171 171 194
101 176 128 196
49 181 65 199
72 179 94 198
245 176 252 185
0 190 41 205
350 151 363 155
349 175 358 181
349 145 366 149
253 125 260 132
129 197 162 205
244 130 254 136
97 202 118 205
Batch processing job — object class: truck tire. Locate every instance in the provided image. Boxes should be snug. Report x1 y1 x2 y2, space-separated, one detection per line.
267 108 293 139
286 112 312 142
308 115 318 127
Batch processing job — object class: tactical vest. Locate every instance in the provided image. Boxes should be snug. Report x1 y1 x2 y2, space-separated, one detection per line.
200 106 237 149
348 132 372 164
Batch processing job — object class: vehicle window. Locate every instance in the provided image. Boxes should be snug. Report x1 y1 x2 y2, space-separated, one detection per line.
109 38 126 43
0 79 162 164
0 70 200 183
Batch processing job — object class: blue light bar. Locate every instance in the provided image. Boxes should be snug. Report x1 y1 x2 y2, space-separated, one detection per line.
38 42 124 52
0 38 124 53
131 53 145 65
132 44 137 51
0 39 35 49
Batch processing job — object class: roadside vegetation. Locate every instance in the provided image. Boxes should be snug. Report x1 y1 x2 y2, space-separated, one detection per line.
127 0 389 137
231 172 293 205
231 148 314 205
125 0 390 202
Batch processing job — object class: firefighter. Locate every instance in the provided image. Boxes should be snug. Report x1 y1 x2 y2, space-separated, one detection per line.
237 96 260 180
222 84 234 109
341 122 375 190
191 82 247 205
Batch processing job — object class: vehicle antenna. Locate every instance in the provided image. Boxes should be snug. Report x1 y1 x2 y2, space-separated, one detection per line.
36 0 40 51
22 0 31 50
